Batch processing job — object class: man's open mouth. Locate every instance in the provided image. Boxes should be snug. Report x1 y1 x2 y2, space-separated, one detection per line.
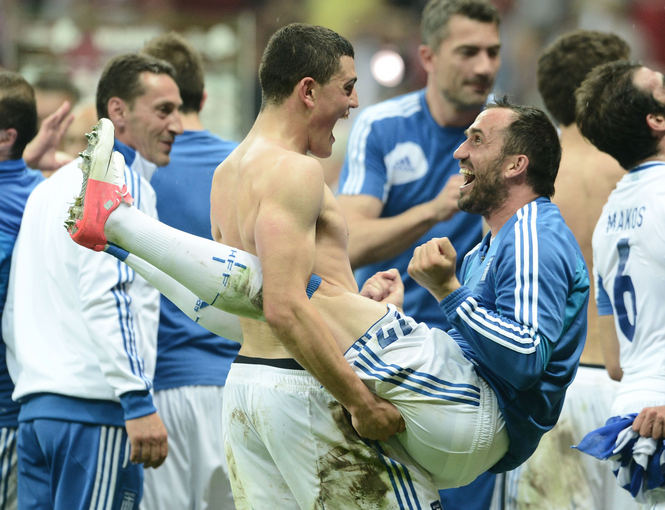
460 167 475 186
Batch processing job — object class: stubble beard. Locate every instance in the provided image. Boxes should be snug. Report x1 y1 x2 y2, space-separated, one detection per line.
458 161 508 217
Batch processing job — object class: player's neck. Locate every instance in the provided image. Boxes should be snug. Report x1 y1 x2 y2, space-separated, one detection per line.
485 188 540 237
250 107 309 155
637 154 665 167
633 134 665 168
558 123 596 150
179 111 204 131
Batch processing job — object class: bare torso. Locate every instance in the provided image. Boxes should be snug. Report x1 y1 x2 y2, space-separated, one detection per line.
210 130 387 358
553 125 624 365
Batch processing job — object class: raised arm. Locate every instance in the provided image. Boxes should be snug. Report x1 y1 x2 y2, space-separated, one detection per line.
23 100 74 172
337 108 462 268
409 236 576 391
256 156 403 440
338 178 462 268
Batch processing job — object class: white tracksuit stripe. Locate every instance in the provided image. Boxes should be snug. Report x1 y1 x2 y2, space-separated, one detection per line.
459 298 538 345
103 429 123 510
99 427 118 510
457 202 545 354
122 436 131 469
458 303 538 354
89 427 106 510
530 204 539 330
514 204 540 328
514 210 523 322
520 207 530 324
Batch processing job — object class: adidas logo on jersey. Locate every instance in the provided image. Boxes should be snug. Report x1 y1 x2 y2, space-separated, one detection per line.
392 155 414 173
385 142 428 185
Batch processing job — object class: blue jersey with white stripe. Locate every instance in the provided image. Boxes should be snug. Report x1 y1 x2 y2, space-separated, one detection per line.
338 89 482 329
0 159 43 428
149 130 240 390
440 197 589 472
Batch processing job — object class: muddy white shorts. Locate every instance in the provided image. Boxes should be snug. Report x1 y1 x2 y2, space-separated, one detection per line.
344 305 509 488
223 357 442 510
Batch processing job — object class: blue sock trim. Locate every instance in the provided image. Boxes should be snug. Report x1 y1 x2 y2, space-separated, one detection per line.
105 243 129 261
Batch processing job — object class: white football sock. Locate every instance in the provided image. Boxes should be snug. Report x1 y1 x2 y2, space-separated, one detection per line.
105 204 264 321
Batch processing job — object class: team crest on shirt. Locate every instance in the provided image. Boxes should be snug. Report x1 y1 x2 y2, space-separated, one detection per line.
385 142 428 184
430 501 443 509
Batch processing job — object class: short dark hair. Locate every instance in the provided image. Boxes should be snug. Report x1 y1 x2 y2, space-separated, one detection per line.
488 97 561 197
96 53 176 119
259 23 354 107
421 0 500 50
575 60 665 169
537 30 630 126
0 70 37 159
33 70 80 105
142 32 204 114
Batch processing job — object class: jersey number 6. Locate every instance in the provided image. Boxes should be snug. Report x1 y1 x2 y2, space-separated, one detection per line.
613 238 637 342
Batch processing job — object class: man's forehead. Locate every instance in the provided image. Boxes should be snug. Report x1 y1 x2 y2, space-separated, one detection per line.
442 15 500 48
335 55 357 81
468 107 512 135
137 72 181 104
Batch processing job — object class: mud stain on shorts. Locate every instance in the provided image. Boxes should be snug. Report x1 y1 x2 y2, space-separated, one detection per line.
316 402 393 509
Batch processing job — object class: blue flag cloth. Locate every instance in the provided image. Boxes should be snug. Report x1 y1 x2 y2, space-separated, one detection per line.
574 413 665 503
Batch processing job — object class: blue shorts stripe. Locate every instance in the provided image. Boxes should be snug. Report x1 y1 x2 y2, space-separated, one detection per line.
355 353 480 405
362 346 480 393
371 440 422 509
386 444 422 510
374 443 406 509
401 464 422 510
356 361 480 405
388 457 418 510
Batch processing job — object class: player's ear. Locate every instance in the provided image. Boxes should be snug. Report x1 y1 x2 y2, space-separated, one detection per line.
297 77 316 109
646 112 665 134
107 97 128 128
504 155 527 177
418 44 435 74
0 128 17 151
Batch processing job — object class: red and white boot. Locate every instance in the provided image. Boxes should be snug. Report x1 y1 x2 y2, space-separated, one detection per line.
65 118 133 251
